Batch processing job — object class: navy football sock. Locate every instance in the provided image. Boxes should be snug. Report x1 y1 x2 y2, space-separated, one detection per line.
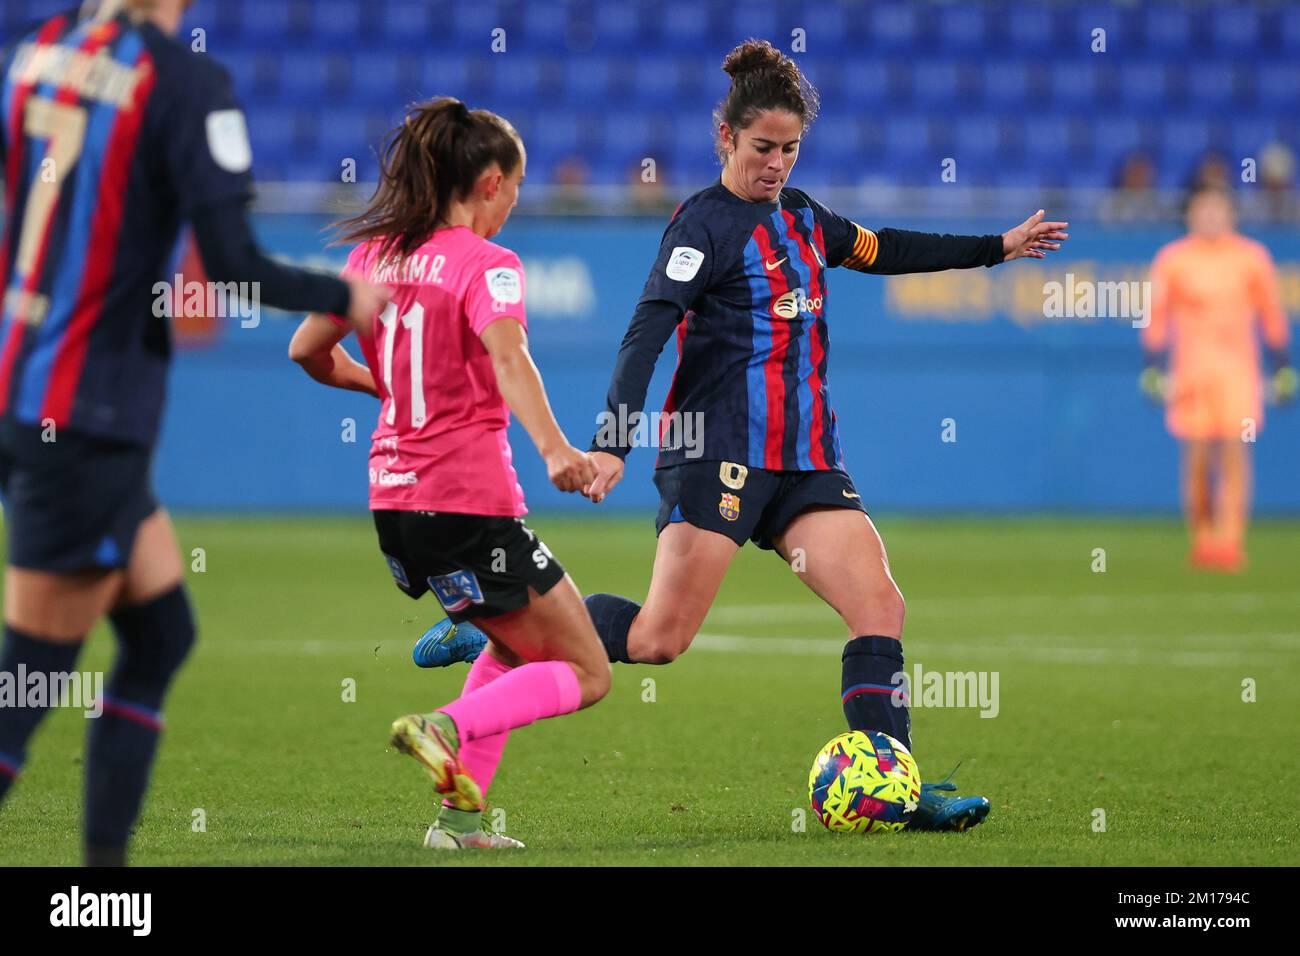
0 625 85 803
85 586 196 852
583 593 640 664
841 635 911 751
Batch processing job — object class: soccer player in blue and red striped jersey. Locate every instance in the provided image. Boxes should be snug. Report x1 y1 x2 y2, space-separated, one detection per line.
0 0 388 865
580 40 1069 831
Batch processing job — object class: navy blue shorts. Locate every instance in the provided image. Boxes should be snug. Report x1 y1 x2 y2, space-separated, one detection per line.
373 510 566 622
0 420 156 573
653 460 867 550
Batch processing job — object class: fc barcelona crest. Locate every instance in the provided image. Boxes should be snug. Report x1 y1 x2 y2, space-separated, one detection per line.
718 493 741 522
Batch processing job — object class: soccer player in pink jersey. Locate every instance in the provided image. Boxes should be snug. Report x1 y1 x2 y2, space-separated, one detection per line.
288 98 606 850
1141 185 1295 572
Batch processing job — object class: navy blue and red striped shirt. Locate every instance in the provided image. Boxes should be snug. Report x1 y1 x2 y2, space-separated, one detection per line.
0 7 253 445
596 180 1004 471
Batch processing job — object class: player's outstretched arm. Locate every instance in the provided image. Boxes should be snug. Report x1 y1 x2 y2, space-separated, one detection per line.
191 199 390 332
480 318 597 494
850 210 1068 275
288 313 379 396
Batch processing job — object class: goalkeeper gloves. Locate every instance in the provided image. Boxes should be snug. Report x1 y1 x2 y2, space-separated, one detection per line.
1139 352 1168 404
1267 348 1297 405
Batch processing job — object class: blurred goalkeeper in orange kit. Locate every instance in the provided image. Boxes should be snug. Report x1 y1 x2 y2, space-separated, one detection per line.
1140 185 1296 572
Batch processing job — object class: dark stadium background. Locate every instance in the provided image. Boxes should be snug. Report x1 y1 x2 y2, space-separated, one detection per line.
4 0 1298 514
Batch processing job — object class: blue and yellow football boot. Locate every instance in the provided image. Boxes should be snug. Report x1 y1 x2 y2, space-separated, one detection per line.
413 618 487 668
908 765 991 832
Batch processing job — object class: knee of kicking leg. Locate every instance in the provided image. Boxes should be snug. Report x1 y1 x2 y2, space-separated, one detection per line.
637 620 696 664
843 582 906 637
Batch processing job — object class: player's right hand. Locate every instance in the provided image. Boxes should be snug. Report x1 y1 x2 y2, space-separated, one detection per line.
545 445 599 493
584 451 625 503
343 275 392 336
1138 366 1167 404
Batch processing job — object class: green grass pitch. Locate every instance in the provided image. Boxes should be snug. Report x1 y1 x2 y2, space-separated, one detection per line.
2 515 1297 866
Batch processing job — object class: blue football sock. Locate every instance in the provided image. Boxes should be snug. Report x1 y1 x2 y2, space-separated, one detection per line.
0 625 85 803
85 585 195 853
841 635 911 751
583 593 640 664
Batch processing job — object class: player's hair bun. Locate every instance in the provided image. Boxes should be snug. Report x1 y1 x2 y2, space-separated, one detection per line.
722 39 790 80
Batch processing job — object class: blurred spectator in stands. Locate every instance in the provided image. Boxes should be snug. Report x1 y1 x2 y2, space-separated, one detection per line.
626 161 676 216
548 155 595 214
1188 152 1232 192
1257 141 1298 223
1100 150 1165 223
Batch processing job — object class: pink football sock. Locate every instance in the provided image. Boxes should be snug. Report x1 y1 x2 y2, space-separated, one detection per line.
449 651 512 796
439 660 582 742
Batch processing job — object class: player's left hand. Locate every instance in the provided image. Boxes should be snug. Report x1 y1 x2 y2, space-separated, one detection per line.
1002 210 1069 261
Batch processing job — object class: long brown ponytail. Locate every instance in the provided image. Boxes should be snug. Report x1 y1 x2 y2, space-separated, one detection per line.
337 97 522 263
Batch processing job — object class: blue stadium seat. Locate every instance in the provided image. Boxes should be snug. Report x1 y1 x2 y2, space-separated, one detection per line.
910 60 959 106
982 60 1029 106
1231 117 1279 155
308 0 366 41
1186 61 1238 108
1005 2 1056 51
1210 5 1260 54
870 3 923 47
1051 60 1101 106
1021 116 1071 166
728 1 781 47
378 1 437 47
1159 116 1213 166
420 58 472 101
628 55 680 105
1281 6 1300 52
660 1 711 50
243 2 293 41
953 116 1000 164
1091 116 1144 169
883 115 931 163
935 5 986 50
522 1 570 51
1142 3 1194 52
833 58 894 109
1119 62 1168 107
1255 63 1300 107
594 2 641 52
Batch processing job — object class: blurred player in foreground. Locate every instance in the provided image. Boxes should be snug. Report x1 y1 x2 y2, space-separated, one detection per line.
0 0 388 865
1141 185 1295 572
289 98 607 850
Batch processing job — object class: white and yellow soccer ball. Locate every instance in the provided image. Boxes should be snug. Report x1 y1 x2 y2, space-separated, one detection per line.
808 730 921 833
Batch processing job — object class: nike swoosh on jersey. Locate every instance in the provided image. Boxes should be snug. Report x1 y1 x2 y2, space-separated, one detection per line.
764 257 788 271
842 490 861 499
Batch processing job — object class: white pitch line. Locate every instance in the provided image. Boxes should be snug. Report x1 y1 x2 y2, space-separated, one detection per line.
704 591 1295 624
691 633 1295 668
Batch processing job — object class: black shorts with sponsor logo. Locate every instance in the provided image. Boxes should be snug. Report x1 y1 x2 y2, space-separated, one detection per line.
372 510 566 622
0 420 157 572
653 460 867 551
